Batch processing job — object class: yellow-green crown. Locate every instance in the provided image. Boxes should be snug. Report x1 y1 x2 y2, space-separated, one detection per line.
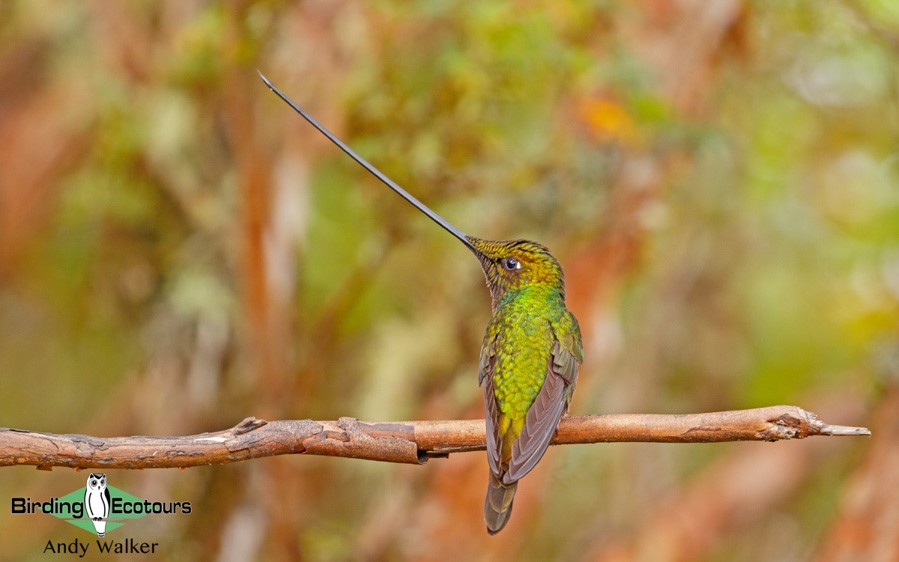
466 237 565 309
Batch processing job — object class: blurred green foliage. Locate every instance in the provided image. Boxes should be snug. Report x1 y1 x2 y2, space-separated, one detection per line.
0 0 897 560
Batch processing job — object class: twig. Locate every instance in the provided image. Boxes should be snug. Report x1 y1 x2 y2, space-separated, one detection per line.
0 406 869 470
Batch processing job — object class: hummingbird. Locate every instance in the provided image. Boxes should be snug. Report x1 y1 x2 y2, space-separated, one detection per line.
260 73 583 534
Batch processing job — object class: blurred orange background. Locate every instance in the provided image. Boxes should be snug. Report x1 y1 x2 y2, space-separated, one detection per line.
1 1 897 560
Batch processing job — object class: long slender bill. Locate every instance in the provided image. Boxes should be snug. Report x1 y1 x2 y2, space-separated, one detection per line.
259 72 477 253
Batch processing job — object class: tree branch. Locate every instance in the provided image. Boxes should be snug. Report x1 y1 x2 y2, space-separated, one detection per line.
0 406 870 470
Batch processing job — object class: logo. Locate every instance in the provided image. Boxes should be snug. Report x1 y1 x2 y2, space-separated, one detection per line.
10 474 191 556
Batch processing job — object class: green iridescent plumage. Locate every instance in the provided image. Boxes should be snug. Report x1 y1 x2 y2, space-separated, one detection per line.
469 237 583 533
261 75 584 535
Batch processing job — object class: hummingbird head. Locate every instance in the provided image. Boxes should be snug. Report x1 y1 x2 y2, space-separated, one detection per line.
467 237 565 310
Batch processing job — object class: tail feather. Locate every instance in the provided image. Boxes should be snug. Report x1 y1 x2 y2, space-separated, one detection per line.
484 473 518 534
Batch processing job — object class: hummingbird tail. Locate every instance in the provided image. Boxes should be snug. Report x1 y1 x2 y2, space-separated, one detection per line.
484 473 518 535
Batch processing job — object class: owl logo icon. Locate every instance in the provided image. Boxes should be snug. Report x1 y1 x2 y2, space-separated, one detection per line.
84 473 111 537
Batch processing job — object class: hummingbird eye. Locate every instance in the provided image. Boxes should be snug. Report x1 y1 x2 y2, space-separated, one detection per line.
501 257 521 271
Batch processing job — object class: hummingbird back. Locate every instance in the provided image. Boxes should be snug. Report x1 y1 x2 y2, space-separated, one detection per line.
470 238 583 534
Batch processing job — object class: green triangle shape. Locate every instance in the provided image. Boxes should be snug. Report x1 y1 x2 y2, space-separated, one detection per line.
61 517 125 535
52 484 149 536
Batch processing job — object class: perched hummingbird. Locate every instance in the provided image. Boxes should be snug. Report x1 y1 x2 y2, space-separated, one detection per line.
260 73 583 534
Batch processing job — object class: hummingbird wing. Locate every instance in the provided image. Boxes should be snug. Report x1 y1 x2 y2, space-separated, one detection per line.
478 338 502 476
505 322 581 483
